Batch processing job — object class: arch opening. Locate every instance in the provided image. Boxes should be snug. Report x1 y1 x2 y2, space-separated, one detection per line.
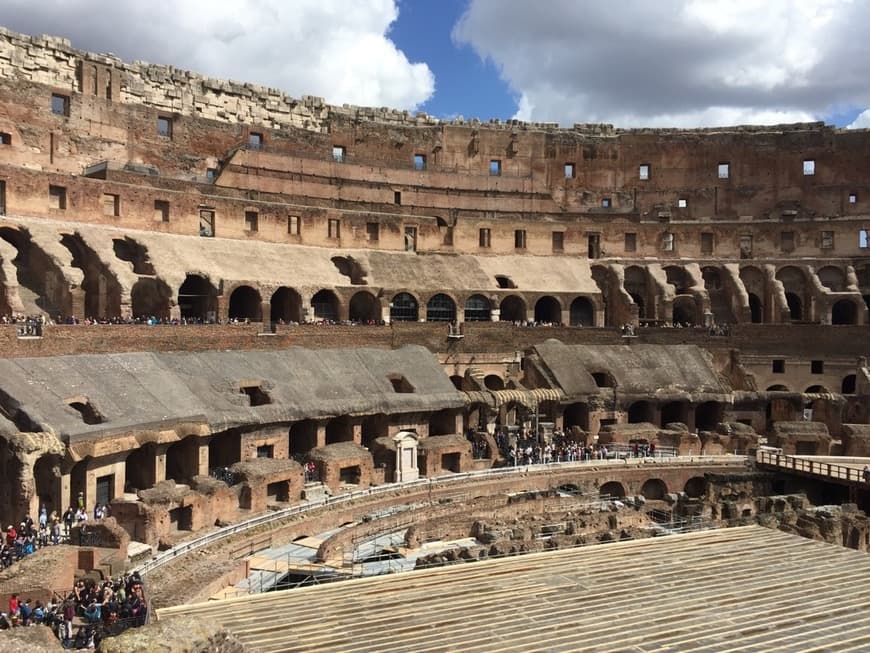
684 476 706 499
289 420 318 458
348 291 380 324
228 285 262 322
599 481 625 498
672 295 697 325
640 478 668 500
499 295 526 322
483 375 505 391
390 292 418 322
178 274 217 322
660 401 688 428
832 299 858 325
785 292 803 321
695 401 723 432
311 289 339 322
534 295 561 324
426 294 456 322
628 401 654 424
464 294 491 322
271 287 302 324
131 278 171 321
569 296 594 326
748 293 763 323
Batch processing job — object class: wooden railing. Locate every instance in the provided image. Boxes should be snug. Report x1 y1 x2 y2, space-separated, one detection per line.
756 450 869 484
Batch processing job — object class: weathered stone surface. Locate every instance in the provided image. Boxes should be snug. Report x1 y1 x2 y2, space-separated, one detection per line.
0 624 63 652
97 615 247 653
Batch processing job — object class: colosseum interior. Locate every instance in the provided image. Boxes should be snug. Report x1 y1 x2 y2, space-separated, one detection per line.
0 26 869 651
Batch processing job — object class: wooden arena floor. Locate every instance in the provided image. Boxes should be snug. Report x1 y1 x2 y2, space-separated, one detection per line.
158 526 870 652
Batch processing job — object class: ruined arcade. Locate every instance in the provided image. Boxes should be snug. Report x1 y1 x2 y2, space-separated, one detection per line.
0 25 869 650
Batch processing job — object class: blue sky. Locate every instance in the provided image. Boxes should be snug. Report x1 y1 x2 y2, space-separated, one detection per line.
389 0 516 121
2 0 870 129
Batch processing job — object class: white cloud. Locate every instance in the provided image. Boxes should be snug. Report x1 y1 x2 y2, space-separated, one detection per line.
454 0 870 127
1 0 434 111
848 110 870 129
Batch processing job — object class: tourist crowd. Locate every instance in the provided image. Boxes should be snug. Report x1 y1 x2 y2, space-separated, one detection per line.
1 502 113 570
1 573 147 648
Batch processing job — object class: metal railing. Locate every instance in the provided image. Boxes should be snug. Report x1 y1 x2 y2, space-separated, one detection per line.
134 455 743 577
757 450 870 484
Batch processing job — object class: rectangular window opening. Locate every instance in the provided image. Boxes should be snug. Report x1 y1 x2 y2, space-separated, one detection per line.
848 193 857 204
661 232 675 252
154 199 170 222
552 231 564 252
404 226 417 252
772 359 785 374
206 167 218 181
718 162 730 179
489 159 501 176
241 384 272 406
587 233 601 259
601 197 611 208
256 444 274 459
860 229 869 249
394 190 401 205
414 154 426 171
199 208 215 237
700 232 714 255
820 231 834 249
328 218 341 239
639 164 650 180
514 229 527 250
624 232 637 252
248 132 263 150
332 145 346 163
366 222 380 241
479 227 491 248
49 185 67 210
102 193 120 217
810 360 824 374
564 163 575 179
803 159 815 176
51 93 69 116
288 215 300 236
0 132 10 145
678 198 688 208
0 180 6 216
157 116 172 138
740 234 753 259
244 210 259 232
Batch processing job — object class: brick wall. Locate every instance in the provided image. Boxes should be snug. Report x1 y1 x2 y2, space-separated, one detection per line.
1 322 866 360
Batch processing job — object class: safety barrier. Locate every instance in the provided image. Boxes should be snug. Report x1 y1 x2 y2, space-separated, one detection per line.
135 454 743 576
756 450 870 484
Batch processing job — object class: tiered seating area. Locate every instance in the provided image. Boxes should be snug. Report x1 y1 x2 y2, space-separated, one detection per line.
158 526 870 652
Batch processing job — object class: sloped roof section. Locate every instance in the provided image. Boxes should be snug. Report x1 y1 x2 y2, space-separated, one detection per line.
0 345 462 441
533 340 729 399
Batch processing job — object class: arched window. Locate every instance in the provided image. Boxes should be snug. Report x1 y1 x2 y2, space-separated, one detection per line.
464 294 491 321
426 294 456 322
390 293 418 322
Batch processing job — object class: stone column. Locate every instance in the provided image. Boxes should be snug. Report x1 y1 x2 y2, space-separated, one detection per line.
154 444 169 484
260 300 272 332
316 424 327 448
198 439 210 477
70 287 85 321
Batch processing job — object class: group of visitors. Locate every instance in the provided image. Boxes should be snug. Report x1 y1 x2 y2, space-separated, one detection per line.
507 442 611 465
1 501 112 570
1 573 147 648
